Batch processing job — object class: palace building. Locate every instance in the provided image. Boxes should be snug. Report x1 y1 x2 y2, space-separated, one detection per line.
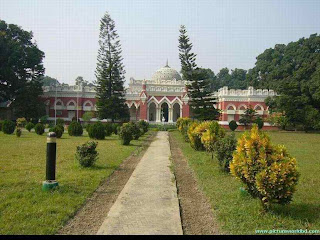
41 63 277 129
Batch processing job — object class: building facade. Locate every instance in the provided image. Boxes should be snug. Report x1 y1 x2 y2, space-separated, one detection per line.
41 63 276 129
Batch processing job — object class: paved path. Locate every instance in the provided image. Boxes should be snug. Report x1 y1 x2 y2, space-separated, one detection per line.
97 131 183 235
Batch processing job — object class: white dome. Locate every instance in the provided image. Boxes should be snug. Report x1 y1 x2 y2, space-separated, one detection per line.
151 64 182 81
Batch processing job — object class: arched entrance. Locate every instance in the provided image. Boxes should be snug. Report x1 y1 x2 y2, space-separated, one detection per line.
173 103 181 122
130 105 138 121
161 103 169 122
148 102 156 122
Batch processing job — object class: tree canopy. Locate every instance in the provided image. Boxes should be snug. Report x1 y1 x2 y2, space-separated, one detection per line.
0 20 45 120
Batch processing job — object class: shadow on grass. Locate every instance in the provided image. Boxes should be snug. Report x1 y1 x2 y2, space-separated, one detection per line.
271 202 320 224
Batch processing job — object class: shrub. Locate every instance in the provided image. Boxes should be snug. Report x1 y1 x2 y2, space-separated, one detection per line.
82 112 94 122
177 117 193 141
112 123 120 135
40 115 48 124
188 121 212 151
88 121 106 140
2 120 16 134
68 121 83 136
201 121 225 158
16 128 22 137
104 123 113 136
49 125 64 138
119 123 133 145
75 141 99 167
230 124 300 209
187 121 200 149
138 120 149 134
16 117 27 127
34 123 45 135
255 117 264 129
25 122 35 132
86 123 92 133
0 120 3 131
214 133 237 172
229 120 238 131
56 118 65 126
128 122 141 140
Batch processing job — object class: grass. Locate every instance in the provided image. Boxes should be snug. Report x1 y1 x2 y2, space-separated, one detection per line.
0 129 151 235
171 130 320 235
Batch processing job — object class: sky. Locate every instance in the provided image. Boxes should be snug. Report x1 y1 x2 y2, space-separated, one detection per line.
0 0 319 85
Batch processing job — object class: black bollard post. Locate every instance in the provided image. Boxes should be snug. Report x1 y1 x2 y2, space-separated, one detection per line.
42 132 59 191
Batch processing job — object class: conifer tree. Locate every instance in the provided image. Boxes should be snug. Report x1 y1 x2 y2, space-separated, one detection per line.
95 12 129 122
178 25 219 121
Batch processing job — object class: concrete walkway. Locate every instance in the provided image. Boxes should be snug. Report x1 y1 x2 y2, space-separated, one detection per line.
97 131 183 235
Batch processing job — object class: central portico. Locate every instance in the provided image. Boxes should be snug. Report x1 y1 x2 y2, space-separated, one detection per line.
125 62 190 123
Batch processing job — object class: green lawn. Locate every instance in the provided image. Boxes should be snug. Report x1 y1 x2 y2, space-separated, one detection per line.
171 130 320 235
0 130 151 235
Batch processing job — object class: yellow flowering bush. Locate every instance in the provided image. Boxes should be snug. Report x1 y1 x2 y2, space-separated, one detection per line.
188 121 211 151
230 124 299 208
176 117 193 142
201 121 225 158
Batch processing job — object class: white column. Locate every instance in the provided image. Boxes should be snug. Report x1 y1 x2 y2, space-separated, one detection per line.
156 107 161 123
168 106 173 123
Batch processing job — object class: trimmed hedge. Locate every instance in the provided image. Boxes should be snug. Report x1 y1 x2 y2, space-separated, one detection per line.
119 123 133 145
68 121 83 136
49 125 64 138
25 122 35 132
2 120 16 134
34 123 45 135
229 120 238 131
75 141 99 167
88 122 106 140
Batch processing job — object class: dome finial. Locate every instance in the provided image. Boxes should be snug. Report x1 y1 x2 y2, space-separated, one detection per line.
165 59 169 67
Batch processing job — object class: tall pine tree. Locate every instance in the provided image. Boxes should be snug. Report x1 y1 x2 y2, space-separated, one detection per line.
95 12 129 122
178 25 220 121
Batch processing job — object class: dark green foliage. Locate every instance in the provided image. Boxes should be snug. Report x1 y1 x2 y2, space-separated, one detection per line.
68 121 83 136
40 115 48 124
138 120 149 134
88 122 106 140
49 125 64 138
211 68 248 91
255 117 264 129
128 122 141 140
2 120 16 134
75 141 99 167
112 123 120 135
25 122 35 132
119 123 133 145
40 76 60 86
239 107 257 127
104 123 113 136
86 124 92 133
95 12 129 122
229 120 238 131
214 134 237 172
34 123 45 135
247 34 320 131
0 120 3 131
56 118 65 126
0 20 45 119
178 25 219 121
16 128 22 137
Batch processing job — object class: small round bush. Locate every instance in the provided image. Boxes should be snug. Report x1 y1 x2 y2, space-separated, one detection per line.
88 121 106 140
56 118 65 126
16 128 22 137
214 133 237 172
49 125 64 138
229 120 238 131
75 141 99 167
34 123 45 135
128 122 141 140
25 122 35 132
68 121 83 136
16 117 27 127
119 123 133 145
104 123 113 136
2 120 16 134
138 120 149 134
112 123 120 135
40 115 48 124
